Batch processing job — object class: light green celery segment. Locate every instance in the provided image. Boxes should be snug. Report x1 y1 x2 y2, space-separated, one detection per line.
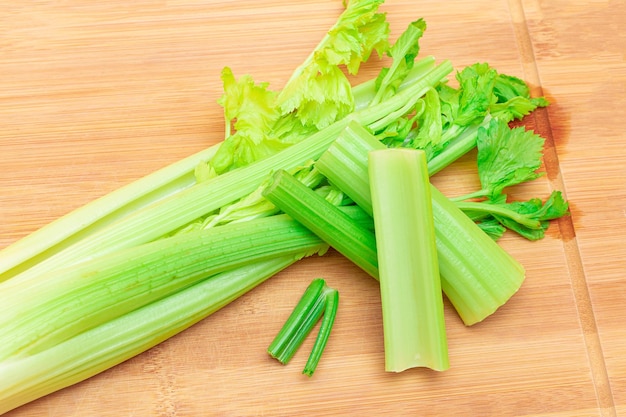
0 256 304 415
0 214 328 361
316 121 525 325
369 148 449 372
1 61 452 285
262 170 378 278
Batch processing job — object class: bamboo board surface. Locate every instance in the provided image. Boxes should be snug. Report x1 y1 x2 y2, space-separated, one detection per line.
1 1 625 416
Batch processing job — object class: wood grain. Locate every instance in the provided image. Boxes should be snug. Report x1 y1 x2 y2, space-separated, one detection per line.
1 1 624 416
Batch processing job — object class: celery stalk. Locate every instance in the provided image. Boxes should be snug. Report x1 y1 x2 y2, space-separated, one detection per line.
262 170 378 278
369 149 449 372
2 61 452 285
0 256 302 415
316 121 525 325
0 215 328 361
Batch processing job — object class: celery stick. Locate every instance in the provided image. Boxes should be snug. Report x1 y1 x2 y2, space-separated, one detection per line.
2 61 452 285
0 256 301 415
317 121 525 325
369 149 449 372
267 278 328 364
0 215 328 361
267 278 339 376
303 285 339 377
262 170 378 278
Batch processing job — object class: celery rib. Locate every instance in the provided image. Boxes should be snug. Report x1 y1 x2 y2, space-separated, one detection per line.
267 278 339 376
369 149 449 372
262 170 378 278
267 278 328 364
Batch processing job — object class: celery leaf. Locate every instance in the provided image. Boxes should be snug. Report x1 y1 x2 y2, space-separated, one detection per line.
476 118 545 199
277 0 390 129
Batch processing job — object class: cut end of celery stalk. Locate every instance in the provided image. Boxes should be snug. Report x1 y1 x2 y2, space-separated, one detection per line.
369 148 449 372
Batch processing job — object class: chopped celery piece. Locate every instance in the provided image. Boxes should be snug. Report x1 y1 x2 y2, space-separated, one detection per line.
369 149 449 372
317 121 525 325
263 170 378 278
303 286 339 377
268 279 327 364
267 278 338 376
0 256 302 414
0 215 328 361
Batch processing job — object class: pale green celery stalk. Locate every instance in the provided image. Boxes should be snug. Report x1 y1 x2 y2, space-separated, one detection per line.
369 149 449 372
4 60 452 285
316 121 525 325
0 145 219 280
262 170 378 278
0 256 304 415
0 56 437 283
0 214 328 361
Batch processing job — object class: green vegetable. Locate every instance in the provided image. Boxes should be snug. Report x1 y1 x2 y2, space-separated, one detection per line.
0 0 567 411
369 148 449 372
263 169 378 279
267 278 339 377
316 121 526 325
450 118 569 239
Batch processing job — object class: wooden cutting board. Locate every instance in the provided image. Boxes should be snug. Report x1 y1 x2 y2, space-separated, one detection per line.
1 1 625 415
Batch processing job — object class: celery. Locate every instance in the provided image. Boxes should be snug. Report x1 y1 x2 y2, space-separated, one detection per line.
369 149 449 372
0 256 302 414
262 170 378 279
267 278 339 377
0 215 328 361
316 121 525 325
303 286 339 377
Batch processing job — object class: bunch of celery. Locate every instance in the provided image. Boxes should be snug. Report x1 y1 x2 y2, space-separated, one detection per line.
0 0 568 412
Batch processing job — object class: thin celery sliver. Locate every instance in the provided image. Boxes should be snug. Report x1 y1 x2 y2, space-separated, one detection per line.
303 286 339 377
267 278 339 376
369 148 449 372
267 278 328 364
